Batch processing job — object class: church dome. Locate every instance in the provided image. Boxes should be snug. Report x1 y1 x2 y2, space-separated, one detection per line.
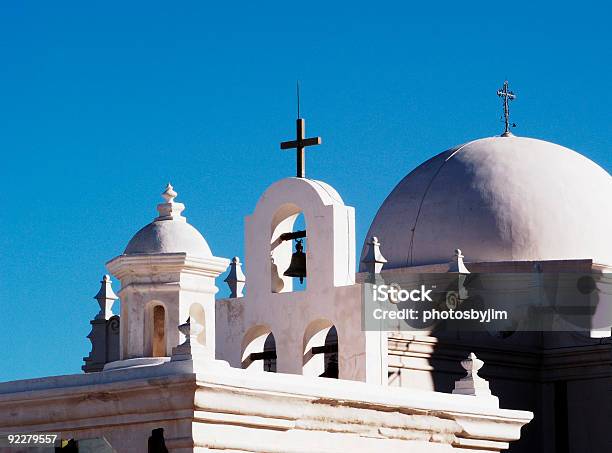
361 136 612 269
124 184 212 257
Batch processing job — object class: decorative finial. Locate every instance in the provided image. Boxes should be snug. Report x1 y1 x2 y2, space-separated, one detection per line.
162 183 177 203
497 80 516 137
176 317 203 346
171 316 230 370
280 84 322 178
452 352 498 405
224 256 246 298
461 352 484 375
156 183 186 221
171 316 215 363
93 274 118 320
362 236 387 274
448 249 470 274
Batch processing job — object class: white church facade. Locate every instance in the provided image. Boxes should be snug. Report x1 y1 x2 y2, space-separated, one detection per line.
0 87 610 452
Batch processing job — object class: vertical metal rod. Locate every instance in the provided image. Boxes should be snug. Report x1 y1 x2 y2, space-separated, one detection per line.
297 80 301 119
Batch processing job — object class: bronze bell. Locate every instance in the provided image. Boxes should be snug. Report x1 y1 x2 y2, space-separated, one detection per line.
284 239 307 283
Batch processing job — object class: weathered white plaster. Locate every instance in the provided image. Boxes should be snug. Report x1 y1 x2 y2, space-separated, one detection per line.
0 358 533 453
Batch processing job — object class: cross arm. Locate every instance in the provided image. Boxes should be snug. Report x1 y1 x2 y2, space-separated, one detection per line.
280 137 322 149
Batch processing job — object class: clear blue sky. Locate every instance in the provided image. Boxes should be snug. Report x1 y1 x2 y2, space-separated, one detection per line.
0 1 610 382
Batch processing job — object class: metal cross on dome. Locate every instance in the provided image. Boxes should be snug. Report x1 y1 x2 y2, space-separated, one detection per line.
280 82 322 178
497 80 517 137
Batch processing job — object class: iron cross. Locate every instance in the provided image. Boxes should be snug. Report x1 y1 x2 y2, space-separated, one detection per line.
280 118 322 178
280 82 322 178
497 80 516 137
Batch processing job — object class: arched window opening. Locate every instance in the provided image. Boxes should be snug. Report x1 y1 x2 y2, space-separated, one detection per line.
251 333 277 372
271 207 307 293
242 326 277 372
303 320 338 379
317 326 338 378
152 305 166 357
283 213 307 292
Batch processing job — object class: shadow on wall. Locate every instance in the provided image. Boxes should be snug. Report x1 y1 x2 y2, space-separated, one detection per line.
425 327 555 453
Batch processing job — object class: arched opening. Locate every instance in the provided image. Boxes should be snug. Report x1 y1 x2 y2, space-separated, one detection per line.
286 213 307 292
262 333 277 372
303 319 339 379
152 305 166 357
241 325 277 372
319 326 338 378
270 205 307 293
188 302 207 347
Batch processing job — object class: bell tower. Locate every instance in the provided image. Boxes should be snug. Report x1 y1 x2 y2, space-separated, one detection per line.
215 174 387 384
214 110 387 384
245 177 356 297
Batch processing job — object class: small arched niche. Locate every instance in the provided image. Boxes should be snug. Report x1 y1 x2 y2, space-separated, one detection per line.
270 204 307 293
241 325 277 372
303 319 339 379
145 302 167 357
188 302 207 347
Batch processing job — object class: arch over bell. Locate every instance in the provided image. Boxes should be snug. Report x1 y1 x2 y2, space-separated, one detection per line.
284 239 307 283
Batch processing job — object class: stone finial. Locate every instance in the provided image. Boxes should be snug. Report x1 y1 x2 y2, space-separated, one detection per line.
93 275 118 320
178 317 204 348
448 249 470 274
452 352 498 406
224 257 246 298
171 317 210 361
162 183 177 202
170 317 231 374
156 182 186 221
362 236 387 274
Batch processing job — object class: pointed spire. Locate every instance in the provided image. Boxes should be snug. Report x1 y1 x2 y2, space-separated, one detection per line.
224 257 246 298
448 249 470 274
93 275 118 320
156 182 186 221
362 236 387 274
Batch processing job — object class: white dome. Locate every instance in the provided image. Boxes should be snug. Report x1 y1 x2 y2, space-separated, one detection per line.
123 184 212 258
124 220 212 256
361 136 612 269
